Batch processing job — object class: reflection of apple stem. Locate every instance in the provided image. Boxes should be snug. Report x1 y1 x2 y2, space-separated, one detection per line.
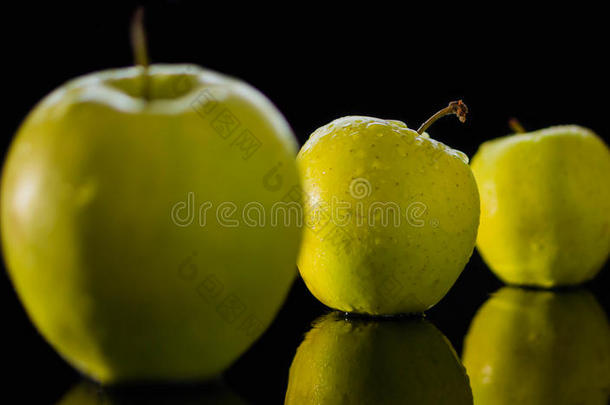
508 118 526 133
417 100 469 134
130 7 150 100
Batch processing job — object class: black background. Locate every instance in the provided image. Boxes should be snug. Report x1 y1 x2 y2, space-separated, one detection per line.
2 1 609 404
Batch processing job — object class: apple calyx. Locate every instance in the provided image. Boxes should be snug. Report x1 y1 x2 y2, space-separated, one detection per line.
417 100 469 135
130 7 150 100
508 118 526 134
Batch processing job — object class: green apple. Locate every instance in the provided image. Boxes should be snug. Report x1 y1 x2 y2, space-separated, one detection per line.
57 380 249 405
297 101 480 314
471 125 610 287
463 287 610 405
1 63 302 383
285 312 473 404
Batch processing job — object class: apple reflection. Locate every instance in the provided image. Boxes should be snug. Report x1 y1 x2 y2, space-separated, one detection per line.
463 287 610 405
285 312 473 404
56 380 249 405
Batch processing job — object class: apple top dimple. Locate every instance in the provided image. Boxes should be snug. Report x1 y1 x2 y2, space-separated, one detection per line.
478 125 602 153
35 64 254 115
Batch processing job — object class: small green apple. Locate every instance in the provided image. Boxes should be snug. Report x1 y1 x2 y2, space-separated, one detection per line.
285 312 473 404
296 101 480 314
1 63 301 383
471 125 610 286
463 287 610 405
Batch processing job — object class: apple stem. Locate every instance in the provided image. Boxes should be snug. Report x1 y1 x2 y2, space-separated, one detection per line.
508 118 526 133
130 7 150 100
417 100 468 135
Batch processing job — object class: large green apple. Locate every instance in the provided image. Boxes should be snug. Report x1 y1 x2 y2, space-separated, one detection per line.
1 64 302 383
471 125 610 286
463 287 610 404
297 102 480 314
285 312 473 404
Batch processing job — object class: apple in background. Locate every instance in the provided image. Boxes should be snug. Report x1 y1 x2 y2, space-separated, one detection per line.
463 287 610 405
471 124 610 287
296 101 480 315
1 57 302 382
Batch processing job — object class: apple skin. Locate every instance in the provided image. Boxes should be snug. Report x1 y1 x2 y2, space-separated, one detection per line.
1 65 302 383
462 287 610 405
296 116 480 314
471 126 610 287
285 312 473 404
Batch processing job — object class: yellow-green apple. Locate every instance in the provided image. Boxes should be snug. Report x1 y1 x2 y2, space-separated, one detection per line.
297 101 479 314
1 63 302 383
472 125 610 286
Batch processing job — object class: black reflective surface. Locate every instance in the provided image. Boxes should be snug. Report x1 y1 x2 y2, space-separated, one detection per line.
4 250 608 404
3 2 609 404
